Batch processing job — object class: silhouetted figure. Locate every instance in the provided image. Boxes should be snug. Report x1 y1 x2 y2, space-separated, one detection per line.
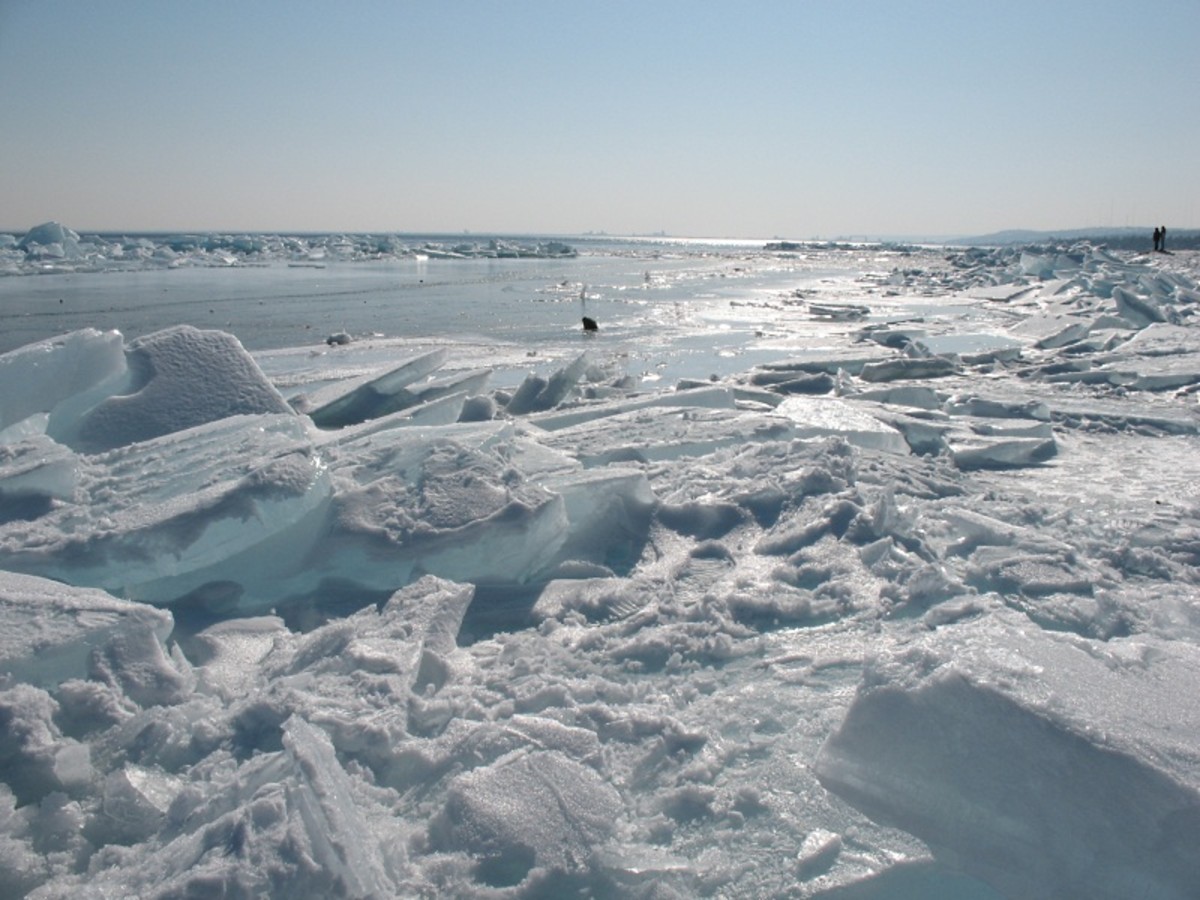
582 316 598 332
1153 227 1162 252
1160 225 1167 252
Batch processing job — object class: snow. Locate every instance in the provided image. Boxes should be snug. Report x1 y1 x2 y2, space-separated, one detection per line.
0 234 1199 897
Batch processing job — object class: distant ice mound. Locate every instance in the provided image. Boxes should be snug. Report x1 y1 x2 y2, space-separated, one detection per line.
0 223 580 274
15 221 83 260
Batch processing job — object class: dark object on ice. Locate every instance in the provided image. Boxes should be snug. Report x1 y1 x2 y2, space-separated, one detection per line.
1153 227 1162 252
326 332 352 346
582 316 598 332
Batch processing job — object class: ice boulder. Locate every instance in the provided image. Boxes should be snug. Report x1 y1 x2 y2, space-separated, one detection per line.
57 326 293 453
815 608 1200 900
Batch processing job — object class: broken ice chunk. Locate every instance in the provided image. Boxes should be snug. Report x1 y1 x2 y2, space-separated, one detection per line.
308 348 448 428
280 716 397 897
776 398 910 454
431 750 622 886
0 571 173 689
815 610 1200 900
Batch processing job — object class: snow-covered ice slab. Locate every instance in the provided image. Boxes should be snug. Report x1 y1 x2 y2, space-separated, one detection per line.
776 397 910 454
917 332 1024 360
816 607 1200 900
0 570 173 688
0 413 331 607
431 749 622 882
0 436 78 509
55 325 294 453
540 405 794 466
317 422 606 589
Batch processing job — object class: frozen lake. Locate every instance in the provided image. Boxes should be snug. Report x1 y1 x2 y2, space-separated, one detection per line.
3 234 1200 899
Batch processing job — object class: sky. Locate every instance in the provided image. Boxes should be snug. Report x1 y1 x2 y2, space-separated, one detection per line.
1 0 1198 239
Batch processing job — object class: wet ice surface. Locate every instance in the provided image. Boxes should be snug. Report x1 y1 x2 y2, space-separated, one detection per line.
2 239 1200 898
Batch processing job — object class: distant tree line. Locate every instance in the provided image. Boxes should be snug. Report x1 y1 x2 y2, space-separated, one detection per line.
1077 230 1200 252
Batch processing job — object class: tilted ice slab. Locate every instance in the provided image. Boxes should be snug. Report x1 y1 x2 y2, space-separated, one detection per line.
815 607 1200 900
1009 313 1094 349
1089 323 1200 391
0 570 174 689
0 435 79 513
307 348 449 428
946 422 1057 470
0 328 126 435
506 352 593 415
0 414 332 607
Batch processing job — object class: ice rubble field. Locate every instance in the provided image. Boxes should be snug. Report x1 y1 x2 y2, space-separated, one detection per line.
2 242 1200 898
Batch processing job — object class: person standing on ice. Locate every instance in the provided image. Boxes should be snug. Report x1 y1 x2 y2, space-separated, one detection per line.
1160 225 1167 252
1153 227 1162 252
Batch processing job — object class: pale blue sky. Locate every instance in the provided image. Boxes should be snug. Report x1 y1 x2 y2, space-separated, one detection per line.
2 0 1197 238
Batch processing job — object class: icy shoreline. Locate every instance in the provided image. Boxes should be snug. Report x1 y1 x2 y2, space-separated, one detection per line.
2 242 1200 898
1 222 585 276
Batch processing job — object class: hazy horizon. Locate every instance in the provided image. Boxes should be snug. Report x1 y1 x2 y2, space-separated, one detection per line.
3 1 1198 237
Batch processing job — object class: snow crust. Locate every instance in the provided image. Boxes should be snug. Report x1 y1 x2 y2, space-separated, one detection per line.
1 239 1199 897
